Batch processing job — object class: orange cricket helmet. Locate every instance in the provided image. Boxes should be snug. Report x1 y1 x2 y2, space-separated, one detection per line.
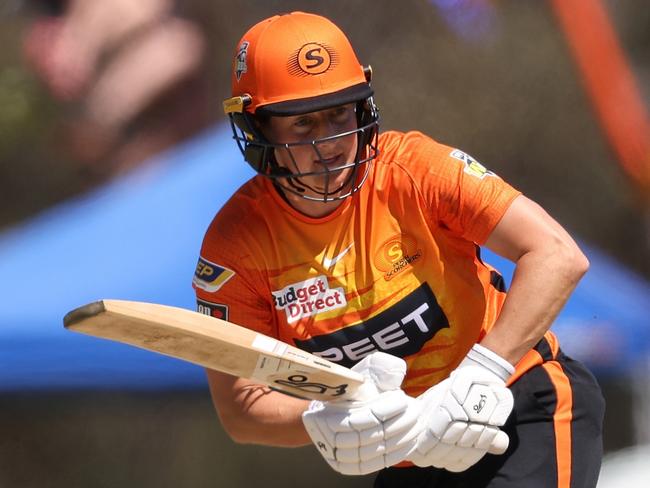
223 11 380 202
227 11 372 115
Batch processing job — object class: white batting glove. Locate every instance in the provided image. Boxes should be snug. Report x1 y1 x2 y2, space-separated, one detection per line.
302 352 421 475
409 343 515 472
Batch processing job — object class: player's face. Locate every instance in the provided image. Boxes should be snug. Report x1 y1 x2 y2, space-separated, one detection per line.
264 104 359 200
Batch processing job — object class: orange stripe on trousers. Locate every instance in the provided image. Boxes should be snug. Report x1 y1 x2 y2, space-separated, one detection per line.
507 349 543 386
542 360 574 488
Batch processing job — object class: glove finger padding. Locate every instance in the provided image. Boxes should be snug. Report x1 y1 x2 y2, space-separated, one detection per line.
410 417 511 467
441 429 509 472
443 447 488 473
410 438 453 468
335 455 386 476
408 344 515 472
487 429 509 455
302 352 421 476
456 423 484 448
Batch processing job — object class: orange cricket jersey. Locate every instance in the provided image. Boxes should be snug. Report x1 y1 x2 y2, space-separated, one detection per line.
193 130 549 395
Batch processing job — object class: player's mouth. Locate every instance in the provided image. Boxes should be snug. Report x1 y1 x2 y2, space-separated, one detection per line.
316 154 343 166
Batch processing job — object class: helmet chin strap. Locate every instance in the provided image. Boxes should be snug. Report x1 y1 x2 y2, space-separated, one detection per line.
275 165 358 202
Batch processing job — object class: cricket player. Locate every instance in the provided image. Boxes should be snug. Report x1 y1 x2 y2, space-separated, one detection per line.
193 11 605 487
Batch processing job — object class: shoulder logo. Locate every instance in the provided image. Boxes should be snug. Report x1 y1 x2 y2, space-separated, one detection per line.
234 41 249 81
450 149 496 179
323 242 354 269
288 43 339 76
193 257 235 292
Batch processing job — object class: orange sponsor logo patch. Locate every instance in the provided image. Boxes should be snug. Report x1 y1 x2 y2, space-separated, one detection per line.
374 234 422 281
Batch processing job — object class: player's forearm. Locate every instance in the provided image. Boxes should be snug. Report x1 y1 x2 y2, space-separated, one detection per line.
207 371 311 447
480 238 589 365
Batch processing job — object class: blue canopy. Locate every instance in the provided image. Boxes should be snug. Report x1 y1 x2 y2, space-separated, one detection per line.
1 124 648 390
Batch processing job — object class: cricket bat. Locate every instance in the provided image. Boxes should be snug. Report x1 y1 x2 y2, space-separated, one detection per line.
63 300 365 402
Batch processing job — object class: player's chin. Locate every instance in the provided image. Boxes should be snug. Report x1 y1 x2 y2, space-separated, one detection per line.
312 168 354 198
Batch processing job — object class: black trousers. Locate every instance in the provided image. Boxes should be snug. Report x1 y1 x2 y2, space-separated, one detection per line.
374 341 605 488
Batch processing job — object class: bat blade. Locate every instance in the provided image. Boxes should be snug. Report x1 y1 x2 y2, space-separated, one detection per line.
63 300 364 401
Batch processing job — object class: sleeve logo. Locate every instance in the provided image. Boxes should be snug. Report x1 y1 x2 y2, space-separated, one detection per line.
192 256 235 292
450 149 496 179
196 299 229 321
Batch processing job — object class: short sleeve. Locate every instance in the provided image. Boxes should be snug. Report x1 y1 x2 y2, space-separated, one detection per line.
191 216 275 338
390 132 521 244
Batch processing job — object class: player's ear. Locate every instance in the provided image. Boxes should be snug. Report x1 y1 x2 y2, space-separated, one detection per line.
253 112 272 140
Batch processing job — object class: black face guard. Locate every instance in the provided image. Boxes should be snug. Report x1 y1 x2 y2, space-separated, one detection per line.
227 97 380 202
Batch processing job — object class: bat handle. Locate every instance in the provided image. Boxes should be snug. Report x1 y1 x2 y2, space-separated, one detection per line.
347 352 408 402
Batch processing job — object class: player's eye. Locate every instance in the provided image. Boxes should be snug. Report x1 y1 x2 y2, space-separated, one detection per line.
330 105 354 124
294 117 312 128
291 117 315 136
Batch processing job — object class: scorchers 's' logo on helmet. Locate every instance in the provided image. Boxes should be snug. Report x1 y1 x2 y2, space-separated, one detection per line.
234 41 250 81
287 42 339 76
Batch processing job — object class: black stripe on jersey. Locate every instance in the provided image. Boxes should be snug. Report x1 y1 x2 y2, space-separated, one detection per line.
534 337 555 362
489 271 506 292
475 245 508 293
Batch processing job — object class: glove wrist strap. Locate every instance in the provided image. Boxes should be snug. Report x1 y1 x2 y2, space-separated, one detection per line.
468 343 515 381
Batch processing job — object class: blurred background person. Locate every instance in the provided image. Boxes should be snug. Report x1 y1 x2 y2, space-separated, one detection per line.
21 0 209 176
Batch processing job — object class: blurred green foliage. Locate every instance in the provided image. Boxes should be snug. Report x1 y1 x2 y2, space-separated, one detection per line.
0 67 32 145
0 66 53 150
